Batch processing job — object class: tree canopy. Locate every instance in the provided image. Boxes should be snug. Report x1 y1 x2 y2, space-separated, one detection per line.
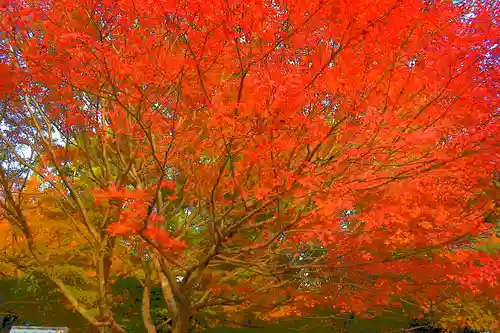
0 0 499 332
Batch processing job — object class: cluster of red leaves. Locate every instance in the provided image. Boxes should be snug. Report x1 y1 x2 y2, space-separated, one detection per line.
93 185 186 251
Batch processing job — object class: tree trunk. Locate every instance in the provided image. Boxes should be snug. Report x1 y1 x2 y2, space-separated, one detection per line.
141 261 157 333
172 303 190 333
172 318 190 333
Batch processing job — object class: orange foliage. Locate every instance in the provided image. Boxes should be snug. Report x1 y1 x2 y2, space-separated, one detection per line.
0 0 499 332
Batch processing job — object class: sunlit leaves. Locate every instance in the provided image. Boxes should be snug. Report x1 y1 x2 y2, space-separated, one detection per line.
0 0 499 331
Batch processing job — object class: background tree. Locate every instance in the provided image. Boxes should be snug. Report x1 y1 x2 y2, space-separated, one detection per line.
0 0 499 332
0 274 91 332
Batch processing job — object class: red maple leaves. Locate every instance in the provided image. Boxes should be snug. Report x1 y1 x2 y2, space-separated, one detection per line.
1 0 499 330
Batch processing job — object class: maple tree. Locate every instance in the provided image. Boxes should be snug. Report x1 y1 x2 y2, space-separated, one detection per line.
0 0 499 332
0 175 146 332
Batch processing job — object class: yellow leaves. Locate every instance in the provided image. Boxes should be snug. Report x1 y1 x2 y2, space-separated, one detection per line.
25 177 42 193
0 219 23 255
474 235 500 254
437 297 500 332
85 271 97 278
222 305 240 312
419 221 433 229
0 177 96 282
389 229 415 245
206 319 221 328
0 221 9 233
263 305 302 320
67 240 79 250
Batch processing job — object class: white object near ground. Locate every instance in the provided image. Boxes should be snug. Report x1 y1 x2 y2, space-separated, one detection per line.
9 327 69 333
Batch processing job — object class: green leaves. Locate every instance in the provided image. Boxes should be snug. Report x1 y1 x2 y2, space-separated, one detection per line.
476 240 500 255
